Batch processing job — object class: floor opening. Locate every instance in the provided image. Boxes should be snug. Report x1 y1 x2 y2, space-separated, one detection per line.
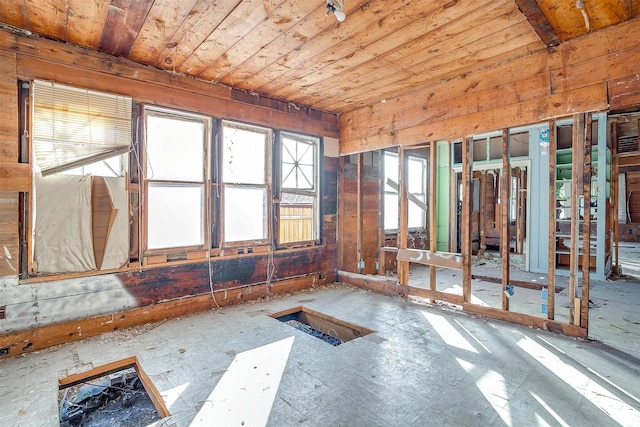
272 306 374 346
58 357 169 427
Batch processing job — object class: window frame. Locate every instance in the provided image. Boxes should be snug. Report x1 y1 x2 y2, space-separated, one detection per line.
276 131 321 247
220 120 273 247
142 105 212 255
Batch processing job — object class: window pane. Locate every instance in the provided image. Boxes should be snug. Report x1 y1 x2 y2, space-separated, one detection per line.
384 193 399 230
279 193 316 243
409 194 425 229
224 186 267 242
146 115 205 182
282 136 315 190
407 157 425 194
223 125 267 184
384 152 398 193
147 184 204 249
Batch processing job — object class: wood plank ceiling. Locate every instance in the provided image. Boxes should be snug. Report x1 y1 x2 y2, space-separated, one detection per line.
1 0 638 114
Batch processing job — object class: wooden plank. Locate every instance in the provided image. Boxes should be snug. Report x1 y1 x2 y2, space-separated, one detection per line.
429 142 437 293
397 249 462 270
339 82 607 155
501 129 510 311
618 153 640 167
337 157 346 271
268 0 501 101
461 137 472 303
535 0 591 41
14 55 337 138
178 0 288 77
569 114 585 325
66 0 110 49
126 0 200 63
548 120 556 320
407 286 465 306
612 121 620 274
478 171 487 258
24 0 67 41
99 0 155 57
609 73 640 111
0 50 19 163
513 0 560 46
0 0 28 28
202 0 321 84
581 113 592 330
338 270 407 297
357 153 364 273
0 163 30 192
462 303 587 338
517 168 526 253
398 148 409 287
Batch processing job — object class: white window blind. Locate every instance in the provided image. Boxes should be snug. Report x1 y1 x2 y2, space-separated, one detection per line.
32 80 132 176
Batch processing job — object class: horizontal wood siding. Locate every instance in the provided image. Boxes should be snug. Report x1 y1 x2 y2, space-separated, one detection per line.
340 16 640 154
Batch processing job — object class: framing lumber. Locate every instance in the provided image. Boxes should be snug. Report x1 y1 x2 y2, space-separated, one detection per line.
581 113 592 330
501 129 511 311
429 142 437 293
396 249 463 270
398 147 409 287
547 120 557 320
569 113 585 324
478 171 487 258
612 121 620 275
461 137 473 303
357 153 364 273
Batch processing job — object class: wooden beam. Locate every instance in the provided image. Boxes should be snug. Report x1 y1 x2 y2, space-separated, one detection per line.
461 137 473 303
429 142 437 294
547 120 556 320
581 113 592 330
478 171 487 258
513 0 560 47
398 147 409 287
397 248 463 270
501 129 510 311
0 162 30 192
569 113 585 324
338 157 346 271
517 168 526 254
378 150 386 275
612 121 620 275
357 153 364 273
407 286 465 306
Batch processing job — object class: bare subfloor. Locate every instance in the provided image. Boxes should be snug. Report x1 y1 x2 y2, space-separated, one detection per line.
1 285 639 426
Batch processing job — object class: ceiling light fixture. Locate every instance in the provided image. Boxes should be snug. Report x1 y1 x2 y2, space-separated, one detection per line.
326 0 346 22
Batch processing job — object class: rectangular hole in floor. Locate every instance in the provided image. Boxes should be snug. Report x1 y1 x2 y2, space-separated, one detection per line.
58 356 169 426
271 306 374 346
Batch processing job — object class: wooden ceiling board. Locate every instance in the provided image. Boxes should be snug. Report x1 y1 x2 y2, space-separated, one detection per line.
237 0 392 93
536 0 594 41
301 1 530 110
198 0 321 83
24 0 68 41
178 0 288 76
0 1 29 30
584 0 632 29
98 0 155 57
513 0 560 46
215 3 329 85
66 0 111 49
264 0 471 101
151 0 239 70
1 0 637 115
127 0 200 63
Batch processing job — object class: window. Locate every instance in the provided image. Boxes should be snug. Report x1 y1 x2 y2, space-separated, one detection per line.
279 132 320 244
143 107 210 251
384 151 399 231
383 151 427 231
407 156 427 229
221 121 271 244
30 81 132 274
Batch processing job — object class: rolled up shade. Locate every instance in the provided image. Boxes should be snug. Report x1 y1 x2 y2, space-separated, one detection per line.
32 80 132 176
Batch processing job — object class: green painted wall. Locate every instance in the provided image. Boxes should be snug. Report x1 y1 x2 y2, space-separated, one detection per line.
436 141 450 252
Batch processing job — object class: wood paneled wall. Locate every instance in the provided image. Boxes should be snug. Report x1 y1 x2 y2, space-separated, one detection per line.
340 15 640 155
0 28 339 356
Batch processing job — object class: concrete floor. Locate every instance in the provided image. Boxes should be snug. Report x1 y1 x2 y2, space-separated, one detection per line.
1 285 639 426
